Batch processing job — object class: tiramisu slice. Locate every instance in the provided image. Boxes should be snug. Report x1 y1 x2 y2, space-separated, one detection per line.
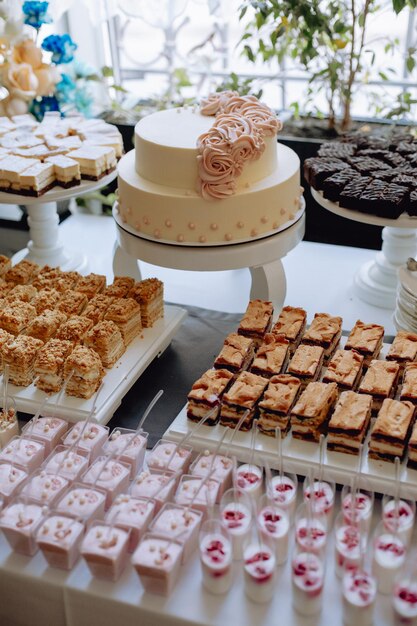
2 335 44 386
104 276 135 298
5 284 37 304
258 374 301 437
386 331 417 374
368 398 415 462
407 421 417 468
56 315 93 345
24 309 67 343
301 312 343 361
271 306 307 354
238 299 273 344
76 273 106 299
287 344 325 390
0 301 37 335
82 294 115 325
358 360 400 413
400 363 417 405
31 287 62 314
322 349 364 391
46 155 81 188
250 334 289 378
220 370 268 431
344 320 385 367
56 291 88 316
34 339 73 393
104 297 142 345
84 320 125 368
19 162 55 196
63 345 104 399
0 155 38 193
327 391 372 454
4 259 39 285
69 145 116 179
214 332 255 374
129 278 164 327
290 381 338 442
187 368 234 425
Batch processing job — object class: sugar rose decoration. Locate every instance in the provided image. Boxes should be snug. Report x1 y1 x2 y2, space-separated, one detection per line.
197 92 281 200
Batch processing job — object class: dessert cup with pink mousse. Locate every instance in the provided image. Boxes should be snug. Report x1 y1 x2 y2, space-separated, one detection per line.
0 497 46 555
132 533 183 596
36 512 85 570
102 427 148 479
81 520 130 581
199 519 233 594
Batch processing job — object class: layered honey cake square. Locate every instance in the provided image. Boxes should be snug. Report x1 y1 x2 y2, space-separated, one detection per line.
386 331 417 374
400 363 417 405
56 316 93 345
369 398 415 462
4 284 37 304
24 309 67 343
84 320 125 368
272 306 307 354
327 391 372 455
237 299 273 344
0 328 12 373
4 259 39 285
34 338 73 393
358 359 400 413
290 381 338 442
0 255 11 276
344 320 385 367
56 291 88 316
104 276 135 298
2 334 44 386
250 333 289 378
0 279 13 298
31 266 65 291
82 294 115 325
322 349 364 391
287 344 325 390
31 287 62 314
258 374 301 437
104 297 142 345
301 312 343 361
187 368 234 425
129 278 164 328
407 421 417 468
63 345 104 399
0 301 37 335
220 370 268 431
76 273 106 299
214 332 255 374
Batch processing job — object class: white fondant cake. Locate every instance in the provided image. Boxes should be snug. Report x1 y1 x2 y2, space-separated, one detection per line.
117 95 302 245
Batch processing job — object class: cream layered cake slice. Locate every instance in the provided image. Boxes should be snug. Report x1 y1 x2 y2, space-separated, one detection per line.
63 345 104 399
271 306 307 354
24 309 67 342
0 301 36 335
287 344 325 390
0 155 38 193
19 162 55 196
76 272 106 299
327 391 372 454
69 145 116 180
386 330 417 374
56 290 88 316
83 133 124 158
82 294 115 325
369 398 415 462
250 333 290 378
344 320 385 367
0 254 11 276
322 348 364 391
45 155 81 187
400 363 417 405
104 297 142 345
258 374 301 437
5 284 37 304
214 332 255 374
238 299 274 344
4 259 39 285
187 368 234 425
34 339 73 393
219 370 268 431
2 334 44 386
290 381 338 442
128 278 164 327
103 276 134 298
56 315 93 345
301 312 343 361
407 421 417 468
31 287 62 314
0 328 13 372
84 320 125 368
358 359 400 413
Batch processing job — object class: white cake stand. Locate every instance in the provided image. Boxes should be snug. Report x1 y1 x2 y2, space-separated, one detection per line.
311 188 417 309
112 200 305 311
0 171 117 271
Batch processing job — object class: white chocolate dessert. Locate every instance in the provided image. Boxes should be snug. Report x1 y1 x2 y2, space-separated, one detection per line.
82 457 130 508
257 504 289 565
56 486 106 524
132 535 183 596
37 514 84 570
0 437 45 473
149 503 202 563
268 474 297 515
20 471 69 506
235 463 263 499
200 532 233 594
393 580 417 622
342 569 376 625
62 422 108 463
292 552 325 616
105 494 155 552
81 523 130 581
220 500 252 560
373 532 406 594
295 516 327 554
335 524 363 577
0 499 45 555
0 463 28 504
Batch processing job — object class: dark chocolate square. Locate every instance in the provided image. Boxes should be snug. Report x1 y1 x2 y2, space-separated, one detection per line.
303 157 349 189
318 142 357 158
339 177 372 210
322 169 360 201
347 156 391 174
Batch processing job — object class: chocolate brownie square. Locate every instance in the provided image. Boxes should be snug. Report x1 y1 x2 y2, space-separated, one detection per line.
383 152 408 168
303 157 349 189
347 156 391 174
371 170 396 182
407 190 417 217
339 177 372 209
396 141 417 155
322 169 360 201
318 142 357 158
391 174 416 189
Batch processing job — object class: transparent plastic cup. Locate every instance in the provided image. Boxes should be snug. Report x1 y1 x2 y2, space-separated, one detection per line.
55 483 107 527
105 494 155 552
295 501 328 557
62 422 109 464
147 439 192 474
341 484 374 535
0 435 45 473
372 519 407 595
22 415 68 457
234 462 263 501
334 511 367 578
132 532 183 596
382 495 416 546
149 502 202 563
266 471 298 518
20 469 70 507
342 566 376 625
256 494 289 565
190 451 233 503
0 496 46 556
219 488 252 560
102 428 148 479
199 519 233 594
243 535 276 603
292 544 325 616
303 475 335 525
36 511 85 570
81 520 130 581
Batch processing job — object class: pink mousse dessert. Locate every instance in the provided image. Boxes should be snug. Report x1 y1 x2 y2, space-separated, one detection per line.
0 498 46 555
81 522 130 581
62 422 109 463
292 552 325 616
130 469 178 513
102 428 148 478
81 456 130 509
199 523 233 594
105 494 155 552
373 532 406 594
342 569 376 625
342 490 373 534
257 502 290 565
190 452 233 502
0 437 45 473
174 475 219 517
235 463 263 500
383 498 415 545
147 440 192 474
0 463 28 505
393 580 417 625
149 503 202 563
268 474 298 517
43 445 89 482
56 486 106 525
22 417 68 457
335 523 363 578
303 479 335 521
243 542 276 603
132 534 183 596
20 471 69 506
37 514 84 570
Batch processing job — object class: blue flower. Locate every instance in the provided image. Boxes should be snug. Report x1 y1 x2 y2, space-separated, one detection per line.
73 85 94 117
22 2 52 29
41 34 78 64
55 73 76 103
29 95 61 121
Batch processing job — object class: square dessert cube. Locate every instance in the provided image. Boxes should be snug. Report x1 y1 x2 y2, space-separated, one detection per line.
214 332 255 374
271 306 307 354
84 320 125 368
287 344 325 390
56 315 93 345
407 421 417 468
31 287 62 314
327 391 372 455
70 145 116 180
258 374 301 437
220 370 268 431
132 534 183 595
56 485 106 525
24 308 67 342
34 339 74 394
50 271 81 294
82 294 114 325
19 161 54 196
322 348 364 391
250 333 290 378
0 301 37 335
62 422 109 463
81 521 130 581
386 331 417 372
290 381 339 442
301 312 343 361
56 291 88 316
190 452 233 502
358 359 400 413
0 436 45 472
63 345 104 400
400 363 417 405
76 273 106 299
36 513 85 570
0 279 13 298
82 457 130 509
20 470 69 506
0 498 45 555
130 469 178 513
238 299 273 344
46 155 81 188
0 463 28 505
0 254 11 276
147 439 192 474
368 398 415 462
43 445 90 482
344 320 385 367
31 266 63 291
128 278 164 327
104 298 142 345
174 475 219 517
5 284 37 304
149 503 202 564
22 416 69 456
4 259 39 284
0 328 13 372
105 494 155 552
104 276 135 298
102 428 148 479
187 368 233 426
2 334 44 386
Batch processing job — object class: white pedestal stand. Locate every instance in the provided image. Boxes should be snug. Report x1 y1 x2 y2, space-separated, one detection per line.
112 202 305 311
0 171 117 271
312 188 417 309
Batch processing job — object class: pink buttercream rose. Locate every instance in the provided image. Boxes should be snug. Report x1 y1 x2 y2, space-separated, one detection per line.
4 63 38 99
239 102 282 136
199 179 236 200
213 112 254 143
12 39 43 69
197 146 238 183
220 94 259 114
196 126 231 151
230 132 264 164
200 90 238 116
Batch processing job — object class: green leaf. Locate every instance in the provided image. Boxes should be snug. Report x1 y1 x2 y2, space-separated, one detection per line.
392 0 406 13
101 66 114 78
112 85 128 93
407 56 416 73
378 71 389 81
244 44 255 62
239 5 247 20
256 11 266 28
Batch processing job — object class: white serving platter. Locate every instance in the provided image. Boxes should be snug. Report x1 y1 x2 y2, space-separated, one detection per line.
7 305 187 425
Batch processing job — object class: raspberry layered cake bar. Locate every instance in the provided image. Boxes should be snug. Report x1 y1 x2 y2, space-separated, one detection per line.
327 391 372 455
368 398 415 462
287 344 325 390
291 381 338 442
237 299 273 345
187 368 233 425
271 306 307 354
250 334 290 378
220 370 268 431
258 374 301 437
322 349 364 391
213 332 255 374
344 320 385 367
358 360 400 413
301 312 342 361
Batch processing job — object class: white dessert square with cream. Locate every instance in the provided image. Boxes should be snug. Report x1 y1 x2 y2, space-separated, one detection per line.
0 155 38 192
46 155 81 188
19 162 55 196
69 146 116 180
